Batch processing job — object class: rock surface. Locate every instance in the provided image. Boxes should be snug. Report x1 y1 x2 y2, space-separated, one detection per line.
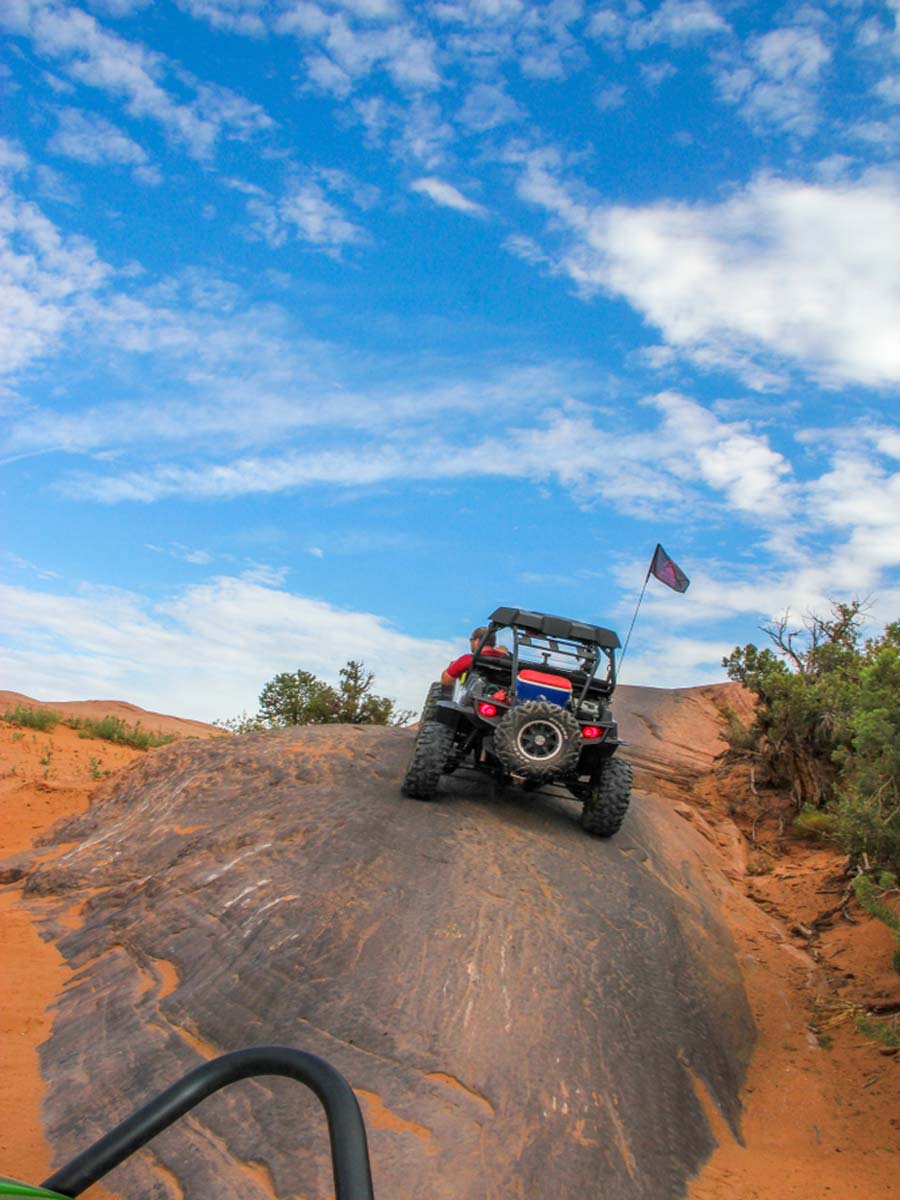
26 698 756 1200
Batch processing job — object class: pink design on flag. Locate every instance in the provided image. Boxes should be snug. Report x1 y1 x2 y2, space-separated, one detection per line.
650 544 690 593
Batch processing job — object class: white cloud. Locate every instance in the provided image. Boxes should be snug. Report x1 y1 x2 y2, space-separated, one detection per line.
594 82 626 111
247 179 368 252
640 60 676 89
281 9 440 95
457 82 524 131
145 541 214 565
803 431 900 590
0 573 455 721
46 393 796 539
0 136 29 174
511 157 900 388
3 1 272 159
174 0 267 37
410 176 486 216
876 75 900 104
0 179 110 377
35 163 80 204
714 25 832 136
48 107 151 172
392 98 455 166
647 391 794 518
589 0 728 48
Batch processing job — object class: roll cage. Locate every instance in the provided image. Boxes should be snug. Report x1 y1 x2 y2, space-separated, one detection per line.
470 606 620 712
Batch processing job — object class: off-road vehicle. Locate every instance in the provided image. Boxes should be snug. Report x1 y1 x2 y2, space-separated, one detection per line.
402 606 633 836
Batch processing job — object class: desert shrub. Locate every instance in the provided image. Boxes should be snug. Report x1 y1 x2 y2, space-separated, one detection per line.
3 704 62 732
723 602 864 811
835 792 900 879
69 716 175 749
724 605 900 871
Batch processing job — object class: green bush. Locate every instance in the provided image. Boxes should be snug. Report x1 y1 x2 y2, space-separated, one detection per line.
852 873 900 974
3 705 176 750
69 716 175 750
723 606 900 872
792 805 838 840
3 704 62 732
220 660 413 731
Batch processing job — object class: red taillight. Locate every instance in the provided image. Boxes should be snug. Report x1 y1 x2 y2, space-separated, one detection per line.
582 725 604 739
477 702 498 718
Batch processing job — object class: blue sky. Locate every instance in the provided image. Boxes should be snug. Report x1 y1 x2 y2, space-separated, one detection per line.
2 0 899 722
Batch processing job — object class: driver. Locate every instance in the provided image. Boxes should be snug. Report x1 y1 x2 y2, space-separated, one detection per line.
441 627 508 686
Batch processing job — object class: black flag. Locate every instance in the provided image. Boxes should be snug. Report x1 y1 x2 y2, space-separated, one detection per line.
650 544 690 593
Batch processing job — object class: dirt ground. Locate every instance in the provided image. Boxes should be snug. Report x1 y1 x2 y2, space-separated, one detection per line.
1 699 898 1199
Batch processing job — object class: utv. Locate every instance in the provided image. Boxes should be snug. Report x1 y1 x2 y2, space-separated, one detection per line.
402 607 633 837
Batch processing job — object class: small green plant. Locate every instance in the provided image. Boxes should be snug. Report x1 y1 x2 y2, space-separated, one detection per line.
88 756 107 780
11 730 24 742
852 872 900 974
792 805 838 840
3 705 62 732
39 743 54 767
70 716 175 750
854 1011 900 1048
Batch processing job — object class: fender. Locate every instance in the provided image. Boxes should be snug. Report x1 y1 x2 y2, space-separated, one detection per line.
433 700 464 731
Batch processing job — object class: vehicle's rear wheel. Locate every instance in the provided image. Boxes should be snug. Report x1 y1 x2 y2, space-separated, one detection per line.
401 720 454 800
494 700 581 780
581 757 633 837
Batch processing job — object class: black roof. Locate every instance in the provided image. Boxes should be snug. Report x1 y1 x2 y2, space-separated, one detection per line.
489 606 621 650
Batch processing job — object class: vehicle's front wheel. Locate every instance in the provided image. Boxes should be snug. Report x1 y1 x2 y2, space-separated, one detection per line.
494 700 581 780
401 720 454 800
580 757 633 837
419 680 448 724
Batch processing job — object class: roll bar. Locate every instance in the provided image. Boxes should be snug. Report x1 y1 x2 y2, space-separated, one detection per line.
41 1046 374 1200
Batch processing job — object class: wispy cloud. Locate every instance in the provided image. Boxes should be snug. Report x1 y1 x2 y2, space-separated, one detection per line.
247 178 368 252
45 392 795 533
3 1 272 159
0 177 110 377
48 106 160 182
410 176 486 216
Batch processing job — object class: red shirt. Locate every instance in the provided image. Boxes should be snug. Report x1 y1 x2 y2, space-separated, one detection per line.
445 647 507 679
